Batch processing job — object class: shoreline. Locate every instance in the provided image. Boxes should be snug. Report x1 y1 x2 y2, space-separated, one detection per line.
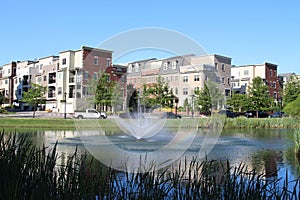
0 117 299 130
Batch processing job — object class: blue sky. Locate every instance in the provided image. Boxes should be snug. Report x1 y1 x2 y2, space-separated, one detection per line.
1 0 299 73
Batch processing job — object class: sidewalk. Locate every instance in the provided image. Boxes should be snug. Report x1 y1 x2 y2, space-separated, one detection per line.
0 111 69 118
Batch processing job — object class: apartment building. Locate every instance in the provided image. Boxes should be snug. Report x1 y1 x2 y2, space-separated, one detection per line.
231 62 281 101
0 62 16 106
13 60 39 110
126 54 230 108
35 56 59 111
0 46 127 113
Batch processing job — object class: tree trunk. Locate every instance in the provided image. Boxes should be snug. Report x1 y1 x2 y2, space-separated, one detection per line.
33 104 36 118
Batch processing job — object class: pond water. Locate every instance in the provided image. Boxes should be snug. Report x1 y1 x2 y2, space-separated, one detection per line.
13 128 300 182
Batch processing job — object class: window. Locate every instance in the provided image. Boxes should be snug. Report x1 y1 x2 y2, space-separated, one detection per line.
93 73 98 80
270 69 273 76
37 77 42 83
5 80 8 84
62 58 66 65
172 61 177 69
228 78 230 85
273 82 276 89
194 87 199 92
94 56 98 65
183 88 188 95
106 58 111 67
221 64 225 71
194 75 200 81
163 63 167 70
8 69 10 74
183 76 188 82
43 75 47 81
222 77 225 83
128 64 132 73
15 79 17 84
175 76 178 81
40 64 43 70
84 71 89 80
57 87 62 95
135 63 139 72
170 76 173 82
215 63 218 69
175 87 178 95
244 70 249 76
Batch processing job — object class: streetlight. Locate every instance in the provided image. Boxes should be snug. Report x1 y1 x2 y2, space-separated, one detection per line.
64 92 67 119
190 94 195 118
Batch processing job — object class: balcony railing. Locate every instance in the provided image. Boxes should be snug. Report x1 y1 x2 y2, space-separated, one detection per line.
48 93 56 98
49 79 56 84
69 77 75 83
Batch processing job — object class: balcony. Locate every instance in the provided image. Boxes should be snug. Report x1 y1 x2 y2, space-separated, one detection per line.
48 93 56 98
49 73 56 84
69 77 75 83
22 80 29 86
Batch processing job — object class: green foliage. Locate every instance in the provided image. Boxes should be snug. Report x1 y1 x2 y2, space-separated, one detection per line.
247 77 272 112
292 129 300 159
0 93 4 107
22 83 46 118
227 93 248 112
0 132 299 199
142 76 175 109
195 83 211 114
283 75 300 105
283 95 300 118
90 71 121 112
126 83 138 112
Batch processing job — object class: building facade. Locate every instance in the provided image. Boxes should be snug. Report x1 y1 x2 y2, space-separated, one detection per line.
0 62 16 106
126 54 231 108
0 46 127 113
231 62 281 101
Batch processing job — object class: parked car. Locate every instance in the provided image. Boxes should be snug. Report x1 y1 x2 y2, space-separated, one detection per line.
119 112 145 119
245 111 268 118
218 110 237 118
71 109 107 119
270 111 285 118
161 112 182 119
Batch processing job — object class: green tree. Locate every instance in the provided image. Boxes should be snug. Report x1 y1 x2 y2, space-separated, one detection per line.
227 93 248 112
0 93 4 108
126 83 138 112
282 75 300 105
247 77 272 117
93 72 118 112
283 95 300 118
195 83 211 115
142 76 174 110
22 83 46 118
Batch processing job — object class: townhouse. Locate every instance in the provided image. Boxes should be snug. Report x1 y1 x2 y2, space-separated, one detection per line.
0 46 127 113
231 62 281 102
0 62 16 106
126 54 231 108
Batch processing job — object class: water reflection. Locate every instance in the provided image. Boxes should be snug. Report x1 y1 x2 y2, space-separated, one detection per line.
14 128 299 180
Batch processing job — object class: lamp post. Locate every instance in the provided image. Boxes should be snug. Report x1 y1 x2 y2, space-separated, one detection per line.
190 94 195 118
64 92 67 119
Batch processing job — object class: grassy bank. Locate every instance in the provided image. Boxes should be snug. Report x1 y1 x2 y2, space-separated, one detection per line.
1 117 300 130
224 117 300 129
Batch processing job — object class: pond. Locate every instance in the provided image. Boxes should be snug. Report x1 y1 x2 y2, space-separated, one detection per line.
15 127 299 182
